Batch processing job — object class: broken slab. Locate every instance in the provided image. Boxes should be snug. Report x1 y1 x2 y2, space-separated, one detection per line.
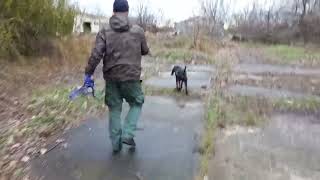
208 113 320 180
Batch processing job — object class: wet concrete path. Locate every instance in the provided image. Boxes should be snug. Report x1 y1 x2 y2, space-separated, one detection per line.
145 71 212 90
31 96 204 180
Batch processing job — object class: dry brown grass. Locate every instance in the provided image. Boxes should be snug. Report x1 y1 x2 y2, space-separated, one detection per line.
147 33 225 64
0 35 95 179
1 35 94 95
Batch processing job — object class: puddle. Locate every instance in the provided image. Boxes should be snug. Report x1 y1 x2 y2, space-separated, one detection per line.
209 113 320 180
234 63 320 76
31 96 204 180
145 71 212 90
227 85 319 100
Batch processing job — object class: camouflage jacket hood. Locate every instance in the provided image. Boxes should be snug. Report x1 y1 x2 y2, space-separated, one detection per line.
85 15 149 81
109 15 130 32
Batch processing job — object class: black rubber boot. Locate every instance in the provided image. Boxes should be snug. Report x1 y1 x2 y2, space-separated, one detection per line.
113 140 123 155
122 138 136 147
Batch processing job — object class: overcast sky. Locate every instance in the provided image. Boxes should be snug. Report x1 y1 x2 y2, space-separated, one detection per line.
71 0 273 22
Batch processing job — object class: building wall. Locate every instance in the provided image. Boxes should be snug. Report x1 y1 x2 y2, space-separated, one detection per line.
73 14 107 34
174 16 225 38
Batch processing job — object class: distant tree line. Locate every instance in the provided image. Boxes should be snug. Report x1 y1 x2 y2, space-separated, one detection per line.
185 0 320 45
230 0 320 44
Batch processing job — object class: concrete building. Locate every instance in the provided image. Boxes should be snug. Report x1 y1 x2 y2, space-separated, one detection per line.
174 16 225 38
73 13 108 34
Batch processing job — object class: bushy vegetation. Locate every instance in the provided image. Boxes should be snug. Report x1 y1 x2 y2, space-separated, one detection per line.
0 0 76 58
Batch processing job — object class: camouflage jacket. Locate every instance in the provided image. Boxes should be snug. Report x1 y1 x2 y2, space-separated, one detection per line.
85 15 149 81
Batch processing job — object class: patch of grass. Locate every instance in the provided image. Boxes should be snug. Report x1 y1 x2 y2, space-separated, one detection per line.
198 94 269 177
148 34 217 64
26 86 105 134
213 95 269 128
266 44 320 62
239 42 266 48
153 48 193 63
147 34 192 50
152 48 215 64
273 97 320 113
0 136 6 149
199 94 220 177
267 45 306 60
226 95 320 115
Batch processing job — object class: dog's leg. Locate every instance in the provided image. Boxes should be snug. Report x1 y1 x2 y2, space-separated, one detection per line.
185 80 188 95
177 80 180 91
176 78 179 90
179 80 183 91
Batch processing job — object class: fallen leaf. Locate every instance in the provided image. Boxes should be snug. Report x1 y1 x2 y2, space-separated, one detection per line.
39 127 52 138
23 175 30 180
26 147 37 155
21 156 30 163
11 143 21 149
56 139 65 143
5 161 18 171
135 172 143 180
287 100 294 105
7 135 15 145
62 143 68 149
40 148 47 155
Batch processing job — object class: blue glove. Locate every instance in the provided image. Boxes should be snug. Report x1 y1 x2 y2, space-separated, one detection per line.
84 74 95 88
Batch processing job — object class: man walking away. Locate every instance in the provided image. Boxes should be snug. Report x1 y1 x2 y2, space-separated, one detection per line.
83 0 149 154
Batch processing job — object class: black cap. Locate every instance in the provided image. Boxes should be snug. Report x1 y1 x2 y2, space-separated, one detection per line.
113 0 129 13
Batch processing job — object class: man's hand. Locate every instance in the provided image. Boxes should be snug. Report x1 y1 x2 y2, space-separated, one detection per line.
84 74 95 88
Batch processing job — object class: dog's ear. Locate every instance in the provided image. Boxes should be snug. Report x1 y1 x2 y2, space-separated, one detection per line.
171 66 176 76
184 66 187 72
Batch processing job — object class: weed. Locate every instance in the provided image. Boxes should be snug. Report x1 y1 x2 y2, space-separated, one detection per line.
199 94 219 176
26 86 105 135
273 97 320 113
153 48 193 63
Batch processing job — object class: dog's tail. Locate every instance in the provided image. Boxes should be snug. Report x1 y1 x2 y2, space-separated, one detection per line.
184 66 187 72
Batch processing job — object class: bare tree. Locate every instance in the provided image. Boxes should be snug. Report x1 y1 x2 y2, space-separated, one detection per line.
192 18 201 48
136 1 158 32
200 0 230 37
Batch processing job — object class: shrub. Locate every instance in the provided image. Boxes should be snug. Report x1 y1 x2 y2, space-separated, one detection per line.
0 0 76 59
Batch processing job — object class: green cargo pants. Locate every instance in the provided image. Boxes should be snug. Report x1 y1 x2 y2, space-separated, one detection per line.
105 81 144 151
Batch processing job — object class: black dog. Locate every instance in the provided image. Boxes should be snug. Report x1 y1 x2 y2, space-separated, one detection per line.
171 66 188 95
